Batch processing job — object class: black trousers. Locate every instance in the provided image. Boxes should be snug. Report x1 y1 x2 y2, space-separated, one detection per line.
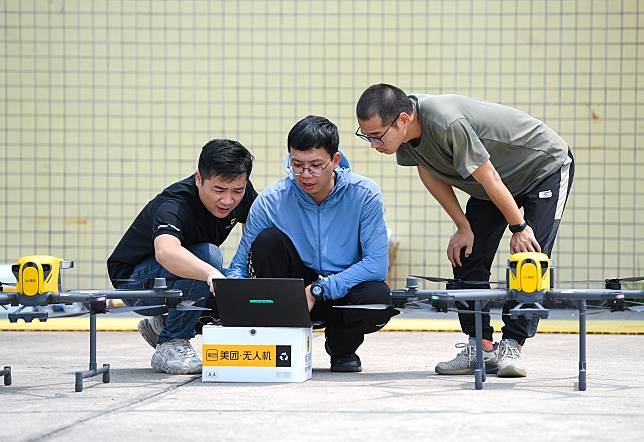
455 151 575 345
249 227 398 357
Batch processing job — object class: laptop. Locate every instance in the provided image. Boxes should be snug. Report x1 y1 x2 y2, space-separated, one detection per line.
213 278 312 328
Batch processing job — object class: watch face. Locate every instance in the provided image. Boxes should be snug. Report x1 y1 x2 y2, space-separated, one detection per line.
312 284 322 296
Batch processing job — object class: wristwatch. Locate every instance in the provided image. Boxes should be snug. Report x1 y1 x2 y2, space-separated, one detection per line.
310 282 325 301
509 221 528 234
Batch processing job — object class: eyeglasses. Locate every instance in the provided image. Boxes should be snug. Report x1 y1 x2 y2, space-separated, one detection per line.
289 159 333 177
354 116 398 146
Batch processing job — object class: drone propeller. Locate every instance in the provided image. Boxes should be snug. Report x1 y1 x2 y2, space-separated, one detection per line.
396 299 501 316
101 298 210 313
108 304 166 314
170 297 210 311
614 276 644 282
410 275 503 286
332 304 391 310
48 310 95 319
47 300 209 318
112 277 179 285
174 303 210 312
559 276 644 284
111 279 142 285
48 303 167 319
402 301 432 309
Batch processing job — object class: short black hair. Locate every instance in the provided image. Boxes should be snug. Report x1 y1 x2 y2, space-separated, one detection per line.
287 115 339 157
356 83 413 126
198 139 254 182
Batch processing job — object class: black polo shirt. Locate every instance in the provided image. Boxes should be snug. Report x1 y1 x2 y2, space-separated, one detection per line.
107 174 257 284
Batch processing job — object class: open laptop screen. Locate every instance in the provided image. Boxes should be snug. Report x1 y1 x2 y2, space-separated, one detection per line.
213 278 311 328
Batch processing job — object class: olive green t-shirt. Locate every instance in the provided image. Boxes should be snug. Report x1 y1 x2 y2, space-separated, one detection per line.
396 94 569 200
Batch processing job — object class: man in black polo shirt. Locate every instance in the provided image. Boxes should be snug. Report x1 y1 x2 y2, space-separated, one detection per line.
108 139 256 374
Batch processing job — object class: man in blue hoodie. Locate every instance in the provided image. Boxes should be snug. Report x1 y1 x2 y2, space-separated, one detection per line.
227 115 398 372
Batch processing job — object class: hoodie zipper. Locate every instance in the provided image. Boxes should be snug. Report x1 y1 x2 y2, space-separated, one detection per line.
316 203 322 274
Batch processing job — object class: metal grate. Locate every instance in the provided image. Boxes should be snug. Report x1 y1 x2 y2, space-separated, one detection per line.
1 0 642 291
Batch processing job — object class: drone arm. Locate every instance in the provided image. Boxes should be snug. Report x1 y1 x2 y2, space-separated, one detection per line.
547 289 644 301
109 289 183 302
433 289 510 301
60 288 183 303
396 288 509 302
48 289 181 310
51 293 108 304
0 293 17 306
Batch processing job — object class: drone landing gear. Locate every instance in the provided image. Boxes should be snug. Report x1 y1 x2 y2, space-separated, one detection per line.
508 302 550 320
578 300 587 391
470 299 590 391
473 300 485 390
8 305 49 323
0 366 11 386
74 311 110 392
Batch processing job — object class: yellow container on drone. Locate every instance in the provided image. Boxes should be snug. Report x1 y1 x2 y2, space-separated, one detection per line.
507 252 551 293
13 255 72 296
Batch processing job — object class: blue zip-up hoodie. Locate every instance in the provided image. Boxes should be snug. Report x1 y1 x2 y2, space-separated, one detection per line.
226 168 389 300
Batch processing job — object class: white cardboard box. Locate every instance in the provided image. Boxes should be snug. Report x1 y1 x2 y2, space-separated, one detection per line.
201 325 312 383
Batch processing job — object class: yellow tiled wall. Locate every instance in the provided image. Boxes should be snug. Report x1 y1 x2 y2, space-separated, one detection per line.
1 0 643 290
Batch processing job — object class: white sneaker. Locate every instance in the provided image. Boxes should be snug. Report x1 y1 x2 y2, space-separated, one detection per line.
497 338 526 377
151 338 202 375
137 316 165 348
435 337 498 375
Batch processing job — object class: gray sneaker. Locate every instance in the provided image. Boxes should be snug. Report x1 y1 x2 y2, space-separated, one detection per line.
497 338 526 377
137 315 165 348
151 338 202 375
435 337 498 375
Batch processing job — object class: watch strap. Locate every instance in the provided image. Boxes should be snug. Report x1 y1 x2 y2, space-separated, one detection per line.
509 221 528 234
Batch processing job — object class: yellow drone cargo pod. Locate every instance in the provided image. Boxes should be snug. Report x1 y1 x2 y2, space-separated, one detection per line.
507 252 551 294
14 255 72 296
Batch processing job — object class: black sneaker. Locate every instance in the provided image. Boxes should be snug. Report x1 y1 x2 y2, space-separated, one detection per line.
330 353 362 372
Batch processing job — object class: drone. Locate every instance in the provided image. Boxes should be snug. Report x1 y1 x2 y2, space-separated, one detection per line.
366 252 643 391
0 255 209 392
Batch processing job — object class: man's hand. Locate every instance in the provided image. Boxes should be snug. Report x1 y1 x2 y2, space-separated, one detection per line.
510 225 541 254
304 285 316 312
448 224 474 267
206 268 226 294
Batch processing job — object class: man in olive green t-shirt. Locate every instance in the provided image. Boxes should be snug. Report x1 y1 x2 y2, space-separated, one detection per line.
356 83 574 378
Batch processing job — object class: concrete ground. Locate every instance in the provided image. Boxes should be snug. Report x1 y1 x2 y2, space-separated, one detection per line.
1 330 643 442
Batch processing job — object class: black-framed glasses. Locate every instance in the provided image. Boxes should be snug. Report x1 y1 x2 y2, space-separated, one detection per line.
289 159 333 177
354 116 398 146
